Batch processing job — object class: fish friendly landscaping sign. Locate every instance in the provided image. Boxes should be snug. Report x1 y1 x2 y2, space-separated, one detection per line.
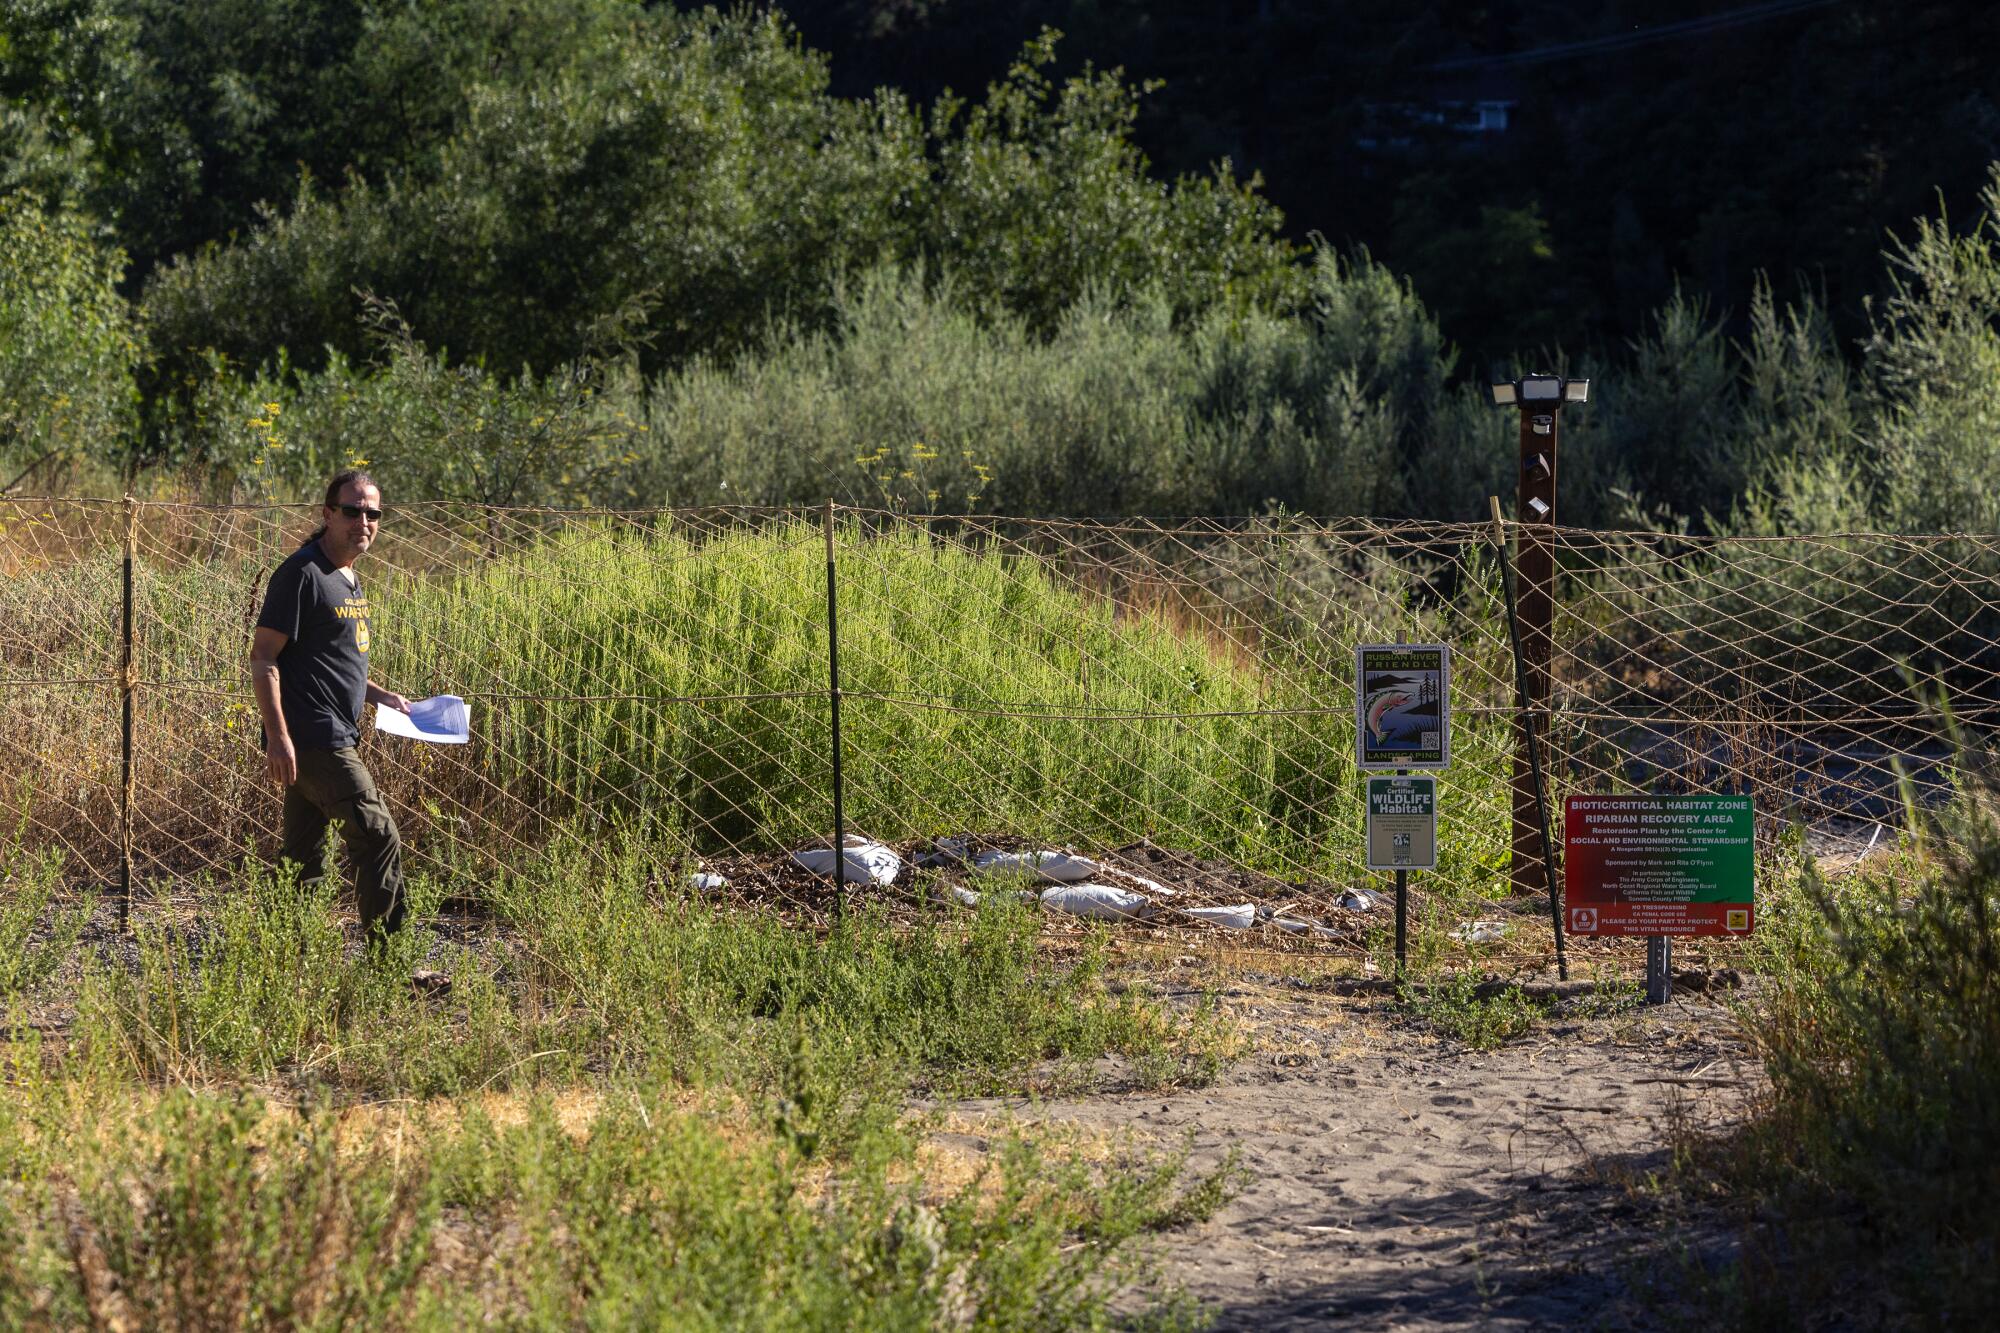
1563 795 1755 936
1355 645 1449 769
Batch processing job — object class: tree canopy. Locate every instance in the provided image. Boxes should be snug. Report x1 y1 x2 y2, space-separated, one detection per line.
1 0 1996 532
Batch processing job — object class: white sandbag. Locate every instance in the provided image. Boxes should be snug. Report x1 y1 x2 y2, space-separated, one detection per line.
1039 883 1160 921
915 834 975 868
1097 865 1179 898
790 836 903 887
969 849 1101 884
941 883 1036 909
1181 903 1256 930
688 872 728 892
1453 919 1508 944
1269 915 1343 938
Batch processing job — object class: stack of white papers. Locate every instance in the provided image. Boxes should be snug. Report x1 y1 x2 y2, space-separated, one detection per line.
376 694 471 744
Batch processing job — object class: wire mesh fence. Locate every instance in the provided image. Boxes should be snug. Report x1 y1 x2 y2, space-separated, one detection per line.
5 498 1996 948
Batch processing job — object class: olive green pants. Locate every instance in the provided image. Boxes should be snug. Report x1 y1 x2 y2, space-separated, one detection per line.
281 745 405 938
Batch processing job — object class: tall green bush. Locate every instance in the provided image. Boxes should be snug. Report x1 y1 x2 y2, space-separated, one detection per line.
639 268 1190 513
917 29 1299 336
640 251 1488 519
1862 165 2000 533
1739 278 1858 485
146 293 652 504
0 195 139 490
1738 734 2000 1318
1554 287 1737 528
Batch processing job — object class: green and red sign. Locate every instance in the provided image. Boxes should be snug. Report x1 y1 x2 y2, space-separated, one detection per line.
1563 795 1754 937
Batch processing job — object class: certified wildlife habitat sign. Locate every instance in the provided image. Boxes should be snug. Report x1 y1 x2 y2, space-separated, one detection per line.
1563 795 1754 936
1356 644 1448 769
1366 776 1437 871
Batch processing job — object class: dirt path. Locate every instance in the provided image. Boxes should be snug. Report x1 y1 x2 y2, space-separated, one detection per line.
953 986 1760 1329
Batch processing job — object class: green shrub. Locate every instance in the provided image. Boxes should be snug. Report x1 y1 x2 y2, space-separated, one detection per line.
85 859 550 1094
380 520 1494 874
50 1092 437 1331
420 1083 1222 1330
642 250 1486 520
640 268 1191 513
495 831 1231 1091
1735 732 2000 1318
0 845 92 997
136 6 925 383
154 301 648 505
1 1072 1224 1329
918 29 1299 338
0 196 139 491
1861 165 2000 534
1397 969 1546 1051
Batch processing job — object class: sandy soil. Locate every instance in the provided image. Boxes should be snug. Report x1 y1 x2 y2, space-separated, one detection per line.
949 983 1761 1330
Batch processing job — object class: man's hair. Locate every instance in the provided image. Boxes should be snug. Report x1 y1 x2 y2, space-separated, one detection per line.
310 469 381 540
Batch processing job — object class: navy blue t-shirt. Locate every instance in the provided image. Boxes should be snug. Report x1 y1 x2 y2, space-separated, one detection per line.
257 538 372 749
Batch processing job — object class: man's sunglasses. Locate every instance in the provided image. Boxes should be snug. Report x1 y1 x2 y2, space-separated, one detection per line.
336 504 384 521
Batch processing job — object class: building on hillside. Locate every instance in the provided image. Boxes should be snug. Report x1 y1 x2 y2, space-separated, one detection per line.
1356 66 1520 155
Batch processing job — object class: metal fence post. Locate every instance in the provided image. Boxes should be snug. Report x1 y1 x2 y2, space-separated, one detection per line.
120 494 136 928
824 500 846 915
1646 934 1673 1005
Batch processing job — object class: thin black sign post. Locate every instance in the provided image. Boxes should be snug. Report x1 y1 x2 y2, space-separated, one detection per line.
1396 846 1407 976
1396 624 1407 977
1646 935 1673 1005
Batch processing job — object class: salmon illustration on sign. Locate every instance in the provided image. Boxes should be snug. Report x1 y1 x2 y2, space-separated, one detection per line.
1364 687 1413 744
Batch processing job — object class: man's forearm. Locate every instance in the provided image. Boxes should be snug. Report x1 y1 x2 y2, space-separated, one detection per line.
251 660 288 743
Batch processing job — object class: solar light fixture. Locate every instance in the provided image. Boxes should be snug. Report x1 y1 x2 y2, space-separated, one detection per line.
1488 373 1588 407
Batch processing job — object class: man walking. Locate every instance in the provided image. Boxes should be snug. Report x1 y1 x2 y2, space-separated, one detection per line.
249 470 412 941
